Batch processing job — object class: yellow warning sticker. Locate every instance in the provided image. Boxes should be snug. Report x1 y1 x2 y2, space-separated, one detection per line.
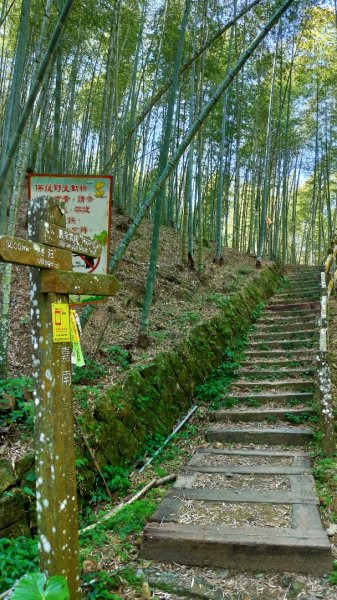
52 303 70 343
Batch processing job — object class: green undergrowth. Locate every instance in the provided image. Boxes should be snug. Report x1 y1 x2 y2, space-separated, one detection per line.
0 537 39 594
0 377 34 432
0 500 156 596
312 456 337 521
311 447 337 585
72 354 106 385
80 498 157 551
195 341 246 409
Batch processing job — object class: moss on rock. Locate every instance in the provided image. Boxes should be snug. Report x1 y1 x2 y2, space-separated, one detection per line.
0 489 30 538
0 459 16 493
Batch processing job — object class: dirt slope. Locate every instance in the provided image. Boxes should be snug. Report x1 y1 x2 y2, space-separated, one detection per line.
8 206 268 383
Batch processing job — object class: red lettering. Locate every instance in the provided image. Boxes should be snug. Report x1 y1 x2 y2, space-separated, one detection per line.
74 206 90 214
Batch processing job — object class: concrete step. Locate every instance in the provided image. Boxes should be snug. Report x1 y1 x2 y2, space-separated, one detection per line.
285 271 321 277
266 302 320 312
233 380 314 391
244 349 315 359
212 407 314 423
274 285 320 292
251 329 317 340
269 296 319 305
206 425 313 446
142 522 331 575
265 303 319 311
225 391 313 404
240 358 314 368
246 338 315 350
239 368 315 379
255 321 317 332
277 285 320 292
258 311 318 320
271 296 319 305
285 265 321 271
285 275 321 282
285 275 320 279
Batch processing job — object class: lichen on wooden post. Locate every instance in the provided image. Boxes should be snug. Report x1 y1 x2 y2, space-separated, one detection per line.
28 197 82 599
317 351 336 458
317 267 336 458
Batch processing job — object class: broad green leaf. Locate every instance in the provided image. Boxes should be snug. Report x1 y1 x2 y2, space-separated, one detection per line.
44 576 70 600
11 572 46 600
11 573 70 600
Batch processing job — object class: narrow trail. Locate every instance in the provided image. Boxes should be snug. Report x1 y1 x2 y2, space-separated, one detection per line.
141 266 332 575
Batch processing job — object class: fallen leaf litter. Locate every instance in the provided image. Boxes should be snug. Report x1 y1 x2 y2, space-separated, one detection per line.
198 453 293 466
177 500 292 528
192 472 291 491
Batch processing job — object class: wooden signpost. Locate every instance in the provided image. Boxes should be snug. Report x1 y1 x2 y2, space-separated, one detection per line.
0 197 120 599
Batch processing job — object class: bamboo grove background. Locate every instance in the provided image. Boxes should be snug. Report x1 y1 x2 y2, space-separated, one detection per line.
0 0 337 363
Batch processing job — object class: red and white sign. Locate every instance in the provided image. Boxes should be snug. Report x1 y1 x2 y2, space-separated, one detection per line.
28 174 113 303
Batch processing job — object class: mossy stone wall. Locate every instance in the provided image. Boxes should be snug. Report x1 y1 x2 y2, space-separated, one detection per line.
83 263 283 468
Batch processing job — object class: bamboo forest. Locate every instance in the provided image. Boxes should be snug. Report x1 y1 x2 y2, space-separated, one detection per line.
2 0 337 599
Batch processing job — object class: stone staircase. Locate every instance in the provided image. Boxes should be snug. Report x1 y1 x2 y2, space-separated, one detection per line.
141 266 332 574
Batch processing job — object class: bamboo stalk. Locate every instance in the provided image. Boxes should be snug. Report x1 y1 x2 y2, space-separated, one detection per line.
109 0 295 274
0 0 75 188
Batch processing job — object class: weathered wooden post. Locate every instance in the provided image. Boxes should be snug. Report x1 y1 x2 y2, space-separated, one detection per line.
29 198 82 598
0 196 119 598
317 241 337 457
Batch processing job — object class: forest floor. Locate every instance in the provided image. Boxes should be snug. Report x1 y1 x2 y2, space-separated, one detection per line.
3 207 337 599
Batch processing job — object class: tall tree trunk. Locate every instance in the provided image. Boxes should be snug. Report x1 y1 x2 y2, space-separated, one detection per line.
256 23 280 267
310 81 320 265
215 18 234 263
0 0 75 189
0 0 31 378
138 0 192 343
